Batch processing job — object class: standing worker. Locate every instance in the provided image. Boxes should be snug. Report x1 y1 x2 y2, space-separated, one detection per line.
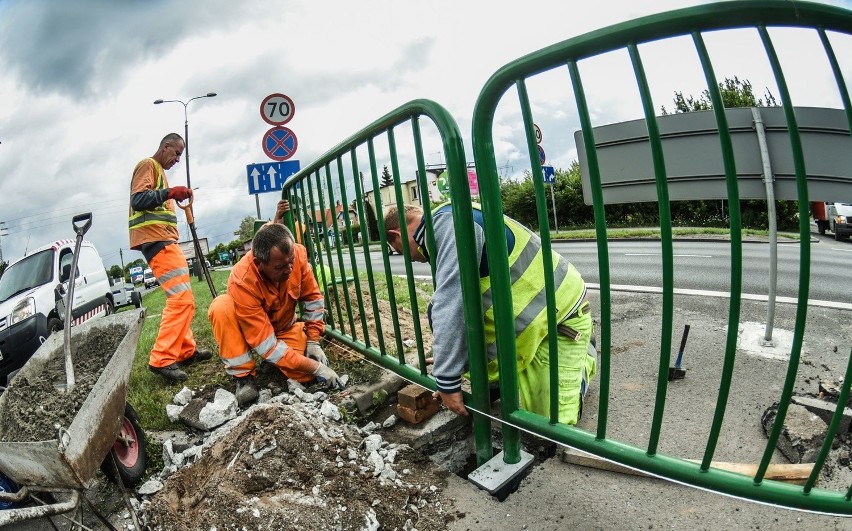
207 221 343 407
129 133 212 382
385 203 597 425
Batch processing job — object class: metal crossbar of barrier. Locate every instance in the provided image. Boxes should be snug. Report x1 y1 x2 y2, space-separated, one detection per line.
470 0 852 515
281 0 852 515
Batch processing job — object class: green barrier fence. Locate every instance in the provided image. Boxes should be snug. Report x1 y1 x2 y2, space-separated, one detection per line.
280 0 852 515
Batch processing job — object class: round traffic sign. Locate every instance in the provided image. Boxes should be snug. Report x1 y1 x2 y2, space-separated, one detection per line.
260 93 295 126
263 126 298 161
538 145 546 165
534 124 542 144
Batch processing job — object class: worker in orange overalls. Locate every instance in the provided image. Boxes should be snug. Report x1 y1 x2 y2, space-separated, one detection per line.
129 133 212 383
207 220 343 406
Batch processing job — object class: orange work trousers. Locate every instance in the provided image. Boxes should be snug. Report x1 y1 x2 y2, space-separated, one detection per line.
208 294 314 382
148 243 196 367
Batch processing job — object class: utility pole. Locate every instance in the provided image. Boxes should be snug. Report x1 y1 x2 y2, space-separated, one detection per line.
0 221 8 263
119 248 126 279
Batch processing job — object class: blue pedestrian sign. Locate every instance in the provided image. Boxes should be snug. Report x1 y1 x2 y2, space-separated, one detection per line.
262 126 298 161
542 165 555 184
246 161 301 194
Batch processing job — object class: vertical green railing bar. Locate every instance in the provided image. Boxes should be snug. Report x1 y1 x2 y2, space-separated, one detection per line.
325 163 358 340
411 118 437 287
516 79 560 426
754 24 812 484
628 41 674 456
367 137 402 363
818 28 852 137
337 153 370 345
314 169 347 335
691 31 745 470
350 149 382 351
806 349 852 493
568 60 613 441
388 127 427 364
305 176 335 329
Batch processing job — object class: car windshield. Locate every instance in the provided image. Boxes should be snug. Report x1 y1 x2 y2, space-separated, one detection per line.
0 249 54 303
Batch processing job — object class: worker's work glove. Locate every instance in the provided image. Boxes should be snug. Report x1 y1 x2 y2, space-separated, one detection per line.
167 186 192 202
305 341 329 366
313 363 345 390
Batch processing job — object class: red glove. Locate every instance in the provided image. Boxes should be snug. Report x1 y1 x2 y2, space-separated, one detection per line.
167 186 192 201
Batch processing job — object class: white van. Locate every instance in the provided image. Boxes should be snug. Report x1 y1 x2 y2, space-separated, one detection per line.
0 239 112 386
143 268 157 289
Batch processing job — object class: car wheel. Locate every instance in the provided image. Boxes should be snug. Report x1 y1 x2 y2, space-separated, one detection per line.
131 291 142 309
47 317 63 335
105 300 115 315
100 402 147 488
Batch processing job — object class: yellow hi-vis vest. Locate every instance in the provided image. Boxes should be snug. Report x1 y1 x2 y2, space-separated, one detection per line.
128 158 178 248
433 203 585 381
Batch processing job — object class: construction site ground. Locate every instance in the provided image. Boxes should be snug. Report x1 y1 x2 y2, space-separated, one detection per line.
6 287 852 530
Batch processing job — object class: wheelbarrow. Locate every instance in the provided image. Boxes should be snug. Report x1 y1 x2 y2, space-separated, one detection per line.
0 308 148 528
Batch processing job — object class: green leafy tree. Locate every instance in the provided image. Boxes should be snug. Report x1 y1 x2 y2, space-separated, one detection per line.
661 76 778 115
108 264 124 280
363 200 380 241
381 165 394 188
236 216 257 242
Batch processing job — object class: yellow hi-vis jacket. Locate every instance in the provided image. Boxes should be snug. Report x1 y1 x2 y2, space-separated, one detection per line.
129 158 178 247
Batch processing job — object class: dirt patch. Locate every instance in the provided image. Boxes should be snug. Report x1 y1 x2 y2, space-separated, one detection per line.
0 323 127 442
143 401 461 530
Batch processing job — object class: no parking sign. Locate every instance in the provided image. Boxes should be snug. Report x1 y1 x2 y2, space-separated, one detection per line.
262 126 298 161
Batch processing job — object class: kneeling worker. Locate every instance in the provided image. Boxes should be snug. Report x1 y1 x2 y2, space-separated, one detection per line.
208 223 343 406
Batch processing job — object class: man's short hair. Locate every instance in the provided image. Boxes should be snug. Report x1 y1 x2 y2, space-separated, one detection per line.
383 204 423 237
160 133 184 147
253 223 294 262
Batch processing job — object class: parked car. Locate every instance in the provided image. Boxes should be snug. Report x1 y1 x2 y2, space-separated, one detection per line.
111 279 142 309
143 268 158 289
0 239 112 387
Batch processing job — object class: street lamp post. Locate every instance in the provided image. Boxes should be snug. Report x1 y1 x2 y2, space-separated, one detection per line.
153 92 217 189
154 92 216 279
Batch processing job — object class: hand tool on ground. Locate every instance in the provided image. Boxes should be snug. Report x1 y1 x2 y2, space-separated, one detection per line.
668 324 690 381
60 212 92 391
177 195 218 298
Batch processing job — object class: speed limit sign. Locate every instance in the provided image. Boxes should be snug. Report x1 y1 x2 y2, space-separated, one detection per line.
534 124 542 144
260 93 295 126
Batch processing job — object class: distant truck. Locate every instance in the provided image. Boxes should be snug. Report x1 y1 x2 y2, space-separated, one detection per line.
143 268 158 289
811 202 852 240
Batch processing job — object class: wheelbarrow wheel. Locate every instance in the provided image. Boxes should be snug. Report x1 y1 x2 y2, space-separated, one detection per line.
101 402 147 488
0 472 19 510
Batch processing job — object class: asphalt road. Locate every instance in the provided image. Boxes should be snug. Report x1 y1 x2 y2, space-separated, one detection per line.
343 232 852 305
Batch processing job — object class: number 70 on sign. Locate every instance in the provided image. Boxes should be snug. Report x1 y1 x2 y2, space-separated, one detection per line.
260 93 295 126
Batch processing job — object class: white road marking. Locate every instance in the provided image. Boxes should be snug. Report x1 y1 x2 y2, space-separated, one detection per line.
586 283 852 310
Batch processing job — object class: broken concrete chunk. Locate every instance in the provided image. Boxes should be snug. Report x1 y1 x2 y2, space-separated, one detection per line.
137 479 164 496
166 404 184 423
173 386 194 406
320 400 342 421
762 402 828 464
179 389 238 431
791 395 852 434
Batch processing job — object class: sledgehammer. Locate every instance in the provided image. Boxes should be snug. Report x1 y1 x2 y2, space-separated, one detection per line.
668 324 690 381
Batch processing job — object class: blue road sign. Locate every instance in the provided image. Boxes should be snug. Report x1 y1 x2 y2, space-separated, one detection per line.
263 126 298 161
542 165 555 184
538 145 546 165
246 161 301 194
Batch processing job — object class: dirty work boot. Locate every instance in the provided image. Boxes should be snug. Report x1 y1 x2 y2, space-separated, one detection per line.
182 348 213 366
235 375 259 407
149 363 188 382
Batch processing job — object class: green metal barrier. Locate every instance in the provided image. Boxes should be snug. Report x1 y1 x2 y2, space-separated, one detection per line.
470 0 852 515
279 100 498 465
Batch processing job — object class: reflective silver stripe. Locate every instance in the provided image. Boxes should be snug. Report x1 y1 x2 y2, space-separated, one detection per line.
225 367 244 376
512 257 571 337
159 267 189 284
263 340 289 364
481 239 539 315
163 282 192 297
303 299 324 311
302 311 324 321
562 285 589 322
256 333 277 356
222 351 253 368
128 210 177 227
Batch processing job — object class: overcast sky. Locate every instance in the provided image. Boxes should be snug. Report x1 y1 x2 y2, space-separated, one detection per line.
0 0 850 271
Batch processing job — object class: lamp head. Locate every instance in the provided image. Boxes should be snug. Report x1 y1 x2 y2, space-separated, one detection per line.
206 93 217 98
153 99 164 104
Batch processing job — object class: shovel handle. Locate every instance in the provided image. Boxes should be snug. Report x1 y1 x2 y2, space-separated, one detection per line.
72 212 92 237
177 195 195 224
678 324 691 354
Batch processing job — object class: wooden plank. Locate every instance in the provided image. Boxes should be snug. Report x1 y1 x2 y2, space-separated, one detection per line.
561 449 814 485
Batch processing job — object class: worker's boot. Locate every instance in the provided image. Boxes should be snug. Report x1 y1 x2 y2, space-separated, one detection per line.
148 363 188 382
235 375 259 407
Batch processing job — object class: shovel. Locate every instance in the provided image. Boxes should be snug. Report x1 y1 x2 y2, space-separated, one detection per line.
177 195 218 298
61 212 92 391
668 324 690 381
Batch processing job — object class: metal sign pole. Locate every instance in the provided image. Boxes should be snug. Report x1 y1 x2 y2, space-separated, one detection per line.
550 183 558 233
